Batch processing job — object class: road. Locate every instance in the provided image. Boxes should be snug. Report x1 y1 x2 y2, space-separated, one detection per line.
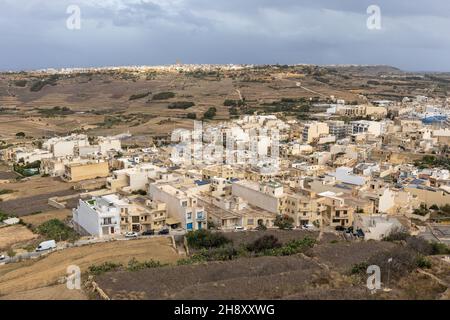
419 223 450 245
0 230 186 265
0 189 80 216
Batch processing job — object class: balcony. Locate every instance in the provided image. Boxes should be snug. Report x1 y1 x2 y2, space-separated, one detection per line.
101 220 117 226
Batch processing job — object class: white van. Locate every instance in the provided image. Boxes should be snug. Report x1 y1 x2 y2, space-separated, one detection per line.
36 240 56 252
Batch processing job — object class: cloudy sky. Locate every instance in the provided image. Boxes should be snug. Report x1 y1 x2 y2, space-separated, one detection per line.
1 0 449 71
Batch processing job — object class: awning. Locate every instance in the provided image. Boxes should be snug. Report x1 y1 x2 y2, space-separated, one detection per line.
166 218 181 225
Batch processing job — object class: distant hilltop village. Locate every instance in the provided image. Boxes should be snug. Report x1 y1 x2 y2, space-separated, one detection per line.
10 64 254 75
3 63 409 75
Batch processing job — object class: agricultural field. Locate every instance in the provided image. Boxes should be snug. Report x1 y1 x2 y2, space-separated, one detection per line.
1 65 449 143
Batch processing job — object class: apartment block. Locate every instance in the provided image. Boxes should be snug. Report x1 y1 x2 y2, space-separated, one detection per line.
148 183 207 231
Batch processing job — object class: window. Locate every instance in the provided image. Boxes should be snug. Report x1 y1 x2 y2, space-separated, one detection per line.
182 201 188 207
186 212 192 220
248 219 254 225
197 212 204 219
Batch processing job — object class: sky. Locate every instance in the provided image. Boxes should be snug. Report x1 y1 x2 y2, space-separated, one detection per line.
0 0 449 71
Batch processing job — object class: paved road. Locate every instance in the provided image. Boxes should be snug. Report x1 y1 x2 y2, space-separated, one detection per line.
418 224 450 245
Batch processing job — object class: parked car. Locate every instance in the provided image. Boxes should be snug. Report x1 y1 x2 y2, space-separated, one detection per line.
301 224 316 230
125 231 139 238
158 228 170 235
0 254 6 261
141 230 155 236
234 226 246 231
335 226 346 231
36 240 56 252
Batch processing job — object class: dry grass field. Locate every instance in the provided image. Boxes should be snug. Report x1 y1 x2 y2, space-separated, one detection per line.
20 209 72 227
0 237 179 299
0 225 38 251
93 234 450 300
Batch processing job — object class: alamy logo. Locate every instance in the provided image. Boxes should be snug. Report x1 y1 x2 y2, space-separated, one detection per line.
366 265 381 293
66 265 81 290
367 5 381 30
170 121 280 174
66 5 81 30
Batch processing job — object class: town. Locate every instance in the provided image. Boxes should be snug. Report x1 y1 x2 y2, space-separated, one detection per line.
0 64 449 300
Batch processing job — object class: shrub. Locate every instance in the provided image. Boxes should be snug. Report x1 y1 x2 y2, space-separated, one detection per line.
247 235 281 253
14 80 27 87
6 248 16 257
168 101 195 109
351 262 369 275
15 132 26 138
194 245 238 261
127 258 166 271
30 75 59 92
0 211 9 222
36 219 79 242
274 214 294 230
207 220 218 230
186 229 231 249
270 237 316 256
38 106 74 117
416 256 432 269
152 92 175 100
203 107 217 120
88 262 123 275
186 113 197 120
129 91 151 101
224 99 245 107
430 242 450 255
383 228 409 242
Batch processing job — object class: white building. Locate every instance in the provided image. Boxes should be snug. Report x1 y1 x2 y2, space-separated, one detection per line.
330 167 369 186
43 134 90 158
72 194 123 237
107 163 167 192
14 148 53 164
354 214 403 241
98 136 122 154
348 120 385 137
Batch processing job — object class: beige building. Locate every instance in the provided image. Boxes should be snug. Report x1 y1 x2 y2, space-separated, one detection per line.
63 160 109 182
232 180 284 214
404 185 450 207
282 190 327 227
302 122 329 144
317 191 354 227
202 164 238 180
120 199 169 233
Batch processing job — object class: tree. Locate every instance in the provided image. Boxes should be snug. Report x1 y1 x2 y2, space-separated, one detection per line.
203 107 217 120
15 132 25 138
247 235 281 253
274 214 294 230
186 113 197 119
